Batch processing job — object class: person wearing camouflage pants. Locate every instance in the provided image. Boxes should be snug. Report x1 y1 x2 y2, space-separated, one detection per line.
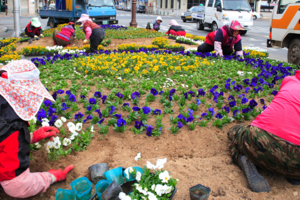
228 71 300 193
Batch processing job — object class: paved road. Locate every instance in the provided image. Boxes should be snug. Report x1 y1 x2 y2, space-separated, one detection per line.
0 11 287 62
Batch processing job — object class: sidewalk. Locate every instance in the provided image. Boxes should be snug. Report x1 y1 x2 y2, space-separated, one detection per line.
0 12 39 18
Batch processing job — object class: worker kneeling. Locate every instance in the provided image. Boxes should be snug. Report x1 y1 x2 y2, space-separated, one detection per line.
25 18 44 43
53 22 76 46
228 70 300 193
166 20 186 36
0 60 73 198
197 20 243 58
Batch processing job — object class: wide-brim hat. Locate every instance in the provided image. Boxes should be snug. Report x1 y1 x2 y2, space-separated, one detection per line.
77 14 90 23
31 17 41 27
156 16 163 22
0 60 54 121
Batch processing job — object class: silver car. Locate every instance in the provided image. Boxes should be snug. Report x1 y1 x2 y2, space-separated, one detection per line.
181 6 205 22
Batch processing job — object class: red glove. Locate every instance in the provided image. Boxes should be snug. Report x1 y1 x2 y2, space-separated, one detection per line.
31 126 59 143
48 165 74 182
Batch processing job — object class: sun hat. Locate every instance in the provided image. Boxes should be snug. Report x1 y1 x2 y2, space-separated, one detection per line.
31 17 41 28
156 16 163 22
77 14 92 25
0 60 54 121
169 19 180 26
229 20 244 31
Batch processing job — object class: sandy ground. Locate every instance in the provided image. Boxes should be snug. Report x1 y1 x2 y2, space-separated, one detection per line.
15 37 198 52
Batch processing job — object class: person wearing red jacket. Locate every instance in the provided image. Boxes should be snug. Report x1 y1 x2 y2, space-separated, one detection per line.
53 22 76 46
165 19 186 36
25 17 43 42
0 60 73 198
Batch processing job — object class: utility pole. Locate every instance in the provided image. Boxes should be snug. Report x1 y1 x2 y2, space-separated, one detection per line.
13 0 20 37
130 0 137 27
177 0 179 16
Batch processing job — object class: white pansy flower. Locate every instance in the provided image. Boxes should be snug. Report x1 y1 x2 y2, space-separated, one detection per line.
136 171 142 182
42 118 49 123
151 185 156 190
67 122 75 129
54 119 63 128
155 184 165 196
52 136 61 149
135 184 148 195
35 142 41 149
159 171 170 183
42 121 50 127
45 141 54 153
148 192 158 200
135 152 141 161
91 125 94 132
147 161 156 170
118 192 126 199
76 123 83 131
62 138 71 146
155 158 167 169
163 185 172 193
61 117 67 122
124 167 134 179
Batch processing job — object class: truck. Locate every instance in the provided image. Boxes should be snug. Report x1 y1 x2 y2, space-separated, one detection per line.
267 0 300 65
40 0 118 28
191 0 253 35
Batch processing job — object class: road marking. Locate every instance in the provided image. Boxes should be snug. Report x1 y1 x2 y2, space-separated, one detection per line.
247 33 269 38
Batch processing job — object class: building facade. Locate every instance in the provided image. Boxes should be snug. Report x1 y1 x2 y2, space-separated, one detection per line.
6 0 44 16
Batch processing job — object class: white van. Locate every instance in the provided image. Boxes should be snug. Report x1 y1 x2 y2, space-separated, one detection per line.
191 0 253 35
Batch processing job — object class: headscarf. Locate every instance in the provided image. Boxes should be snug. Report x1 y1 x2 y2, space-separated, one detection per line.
0 60 54 121
77 14 93 26
224 20 244 36
169 19 180 26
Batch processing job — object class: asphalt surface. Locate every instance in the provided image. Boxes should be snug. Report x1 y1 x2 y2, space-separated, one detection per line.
0 10 287 62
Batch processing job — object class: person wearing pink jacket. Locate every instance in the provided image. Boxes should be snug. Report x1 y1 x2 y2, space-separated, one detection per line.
228 70 300 193
77 14 105 53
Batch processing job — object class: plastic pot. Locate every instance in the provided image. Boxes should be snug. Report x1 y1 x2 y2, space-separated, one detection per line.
101 180 123 200
104 167 124 185
89 163 109 184
123 166 144 182
189 184 211 200
95 179 110 200
55 188 76 200
71 177 93 200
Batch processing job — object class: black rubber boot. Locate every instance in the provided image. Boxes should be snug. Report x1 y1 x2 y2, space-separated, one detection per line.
286 178 300 185
239 155 271 193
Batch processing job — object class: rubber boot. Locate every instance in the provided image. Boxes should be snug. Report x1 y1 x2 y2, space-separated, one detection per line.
238 155 271 193
286 178 300 185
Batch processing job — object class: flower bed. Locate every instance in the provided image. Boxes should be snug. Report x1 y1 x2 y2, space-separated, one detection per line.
176 36 202 45
43 24 166 40
22 48 293 162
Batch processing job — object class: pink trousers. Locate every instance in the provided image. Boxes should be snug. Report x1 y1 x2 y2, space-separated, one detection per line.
0 168 52 198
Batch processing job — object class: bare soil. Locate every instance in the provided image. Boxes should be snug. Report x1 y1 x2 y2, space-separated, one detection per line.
15 37 197 52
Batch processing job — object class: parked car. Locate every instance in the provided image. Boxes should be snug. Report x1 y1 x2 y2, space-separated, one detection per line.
260 1 274 11
119 5 125 10
182 6 205 22
125 5 131 11
115 5 119 9
136 5 147 13
252 11 262 20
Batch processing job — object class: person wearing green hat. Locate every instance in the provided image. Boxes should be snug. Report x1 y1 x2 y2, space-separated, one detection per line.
25 18 44 43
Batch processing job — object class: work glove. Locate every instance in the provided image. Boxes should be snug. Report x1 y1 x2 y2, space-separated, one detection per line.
40 34 44 38
34 35 38 38
48 165 74 183
31 126 59 143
